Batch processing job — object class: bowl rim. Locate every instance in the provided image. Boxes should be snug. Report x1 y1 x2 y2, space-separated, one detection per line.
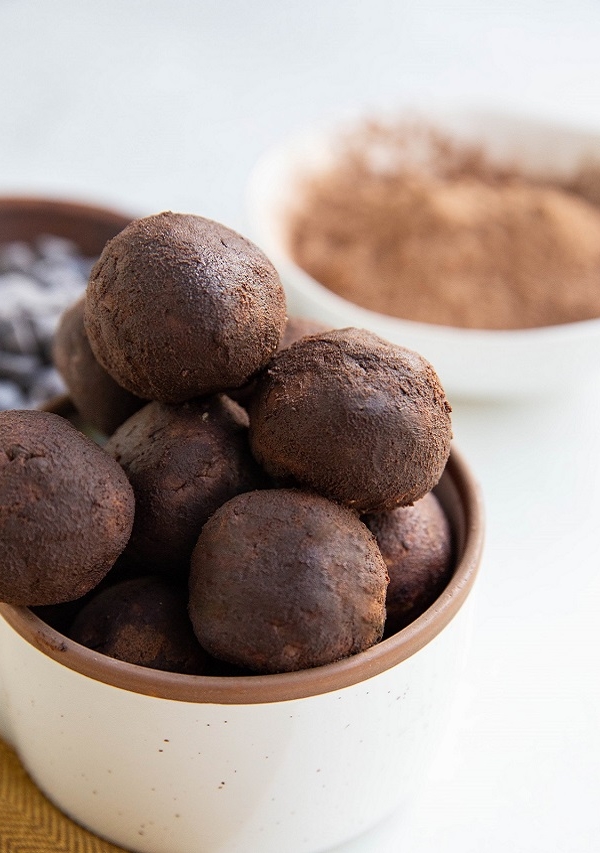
0 440 484 706
0 194 134 227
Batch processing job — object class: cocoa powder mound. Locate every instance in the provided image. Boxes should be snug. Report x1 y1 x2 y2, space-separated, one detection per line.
287 121 600 330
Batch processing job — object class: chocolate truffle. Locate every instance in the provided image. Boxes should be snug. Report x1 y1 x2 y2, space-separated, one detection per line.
53 296 145 436
188 488 388 674
0 410 134 606
104 395 265 575
248 328 452 513
70 576 208 674
84 212 287 403
364 492 453 635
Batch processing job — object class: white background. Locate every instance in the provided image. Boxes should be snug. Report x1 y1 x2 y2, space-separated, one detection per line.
1 1 600 851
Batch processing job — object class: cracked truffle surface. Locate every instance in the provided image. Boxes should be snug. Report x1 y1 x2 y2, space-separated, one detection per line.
70 576 208 674
248 328 452 513
84 212 287 403
365 492 453 635
53 296 145 436
0 410 134 605
105 395 265 575
188 488 388 674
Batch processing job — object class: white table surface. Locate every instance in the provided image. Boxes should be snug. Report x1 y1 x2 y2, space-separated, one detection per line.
1 2 600 851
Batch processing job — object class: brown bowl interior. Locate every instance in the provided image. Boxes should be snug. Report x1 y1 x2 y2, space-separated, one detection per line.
0 196 133 254
0 398 484 704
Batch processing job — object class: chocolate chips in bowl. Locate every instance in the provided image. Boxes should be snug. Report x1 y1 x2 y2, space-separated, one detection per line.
0 197 133 411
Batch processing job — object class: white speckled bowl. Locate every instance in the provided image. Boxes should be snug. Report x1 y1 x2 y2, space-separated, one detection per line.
0 400 483 853
246 110 600 402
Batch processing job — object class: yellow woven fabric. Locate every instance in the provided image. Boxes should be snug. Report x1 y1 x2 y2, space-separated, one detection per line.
0 738 128 852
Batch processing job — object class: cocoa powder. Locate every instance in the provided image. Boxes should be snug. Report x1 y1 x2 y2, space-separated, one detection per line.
287 121 600 330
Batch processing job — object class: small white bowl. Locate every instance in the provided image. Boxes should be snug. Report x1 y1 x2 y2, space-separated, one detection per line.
246 110 600 401
0 401 483 853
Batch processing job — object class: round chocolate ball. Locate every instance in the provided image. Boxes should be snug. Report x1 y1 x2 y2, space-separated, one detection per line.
70 576 208 674
104 395 266 576
248 328 452 513
0 410 134 606
188 488 388 674
53 296 145 436
364 492 453 635
84 212 287 403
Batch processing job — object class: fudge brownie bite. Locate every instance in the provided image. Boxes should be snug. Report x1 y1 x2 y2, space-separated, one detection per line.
84 212 287 403
53 296 145 436
70 576 208 674
0 410 134 606
188 488 388 674
248 328 452 513
104 395 265 576
364 492 453 635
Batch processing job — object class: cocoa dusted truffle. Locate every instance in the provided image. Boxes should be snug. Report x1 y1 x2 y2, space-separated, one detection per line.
0 410 134 606
53 296 145 436
364 492 454 635
70 576 208 674
104 395 265 575
84 212 287 403
248 328 452 513
188 488 388 674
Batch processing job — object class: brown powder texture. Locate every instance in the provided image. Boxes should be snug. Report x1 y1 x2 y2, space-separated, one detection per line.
288 121 600 330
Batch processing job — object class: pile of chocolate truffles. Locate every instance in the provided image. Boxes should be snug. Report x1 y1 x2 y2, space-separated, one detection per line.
0 212 454 676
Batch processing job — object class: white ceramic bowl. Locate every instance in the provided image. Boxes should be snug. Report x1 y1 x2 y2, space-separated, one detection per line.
0 401 483 853
246 110 600 401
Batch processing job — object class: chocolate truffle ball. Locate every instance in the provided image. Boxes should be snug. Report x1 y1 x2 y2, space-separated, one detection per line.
53 296 145 436
364 492 453 635
248 328 452 513
0 410 134 606
188 488 388 674
104 395 265 575
70 576 208 674
84 212 287 403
